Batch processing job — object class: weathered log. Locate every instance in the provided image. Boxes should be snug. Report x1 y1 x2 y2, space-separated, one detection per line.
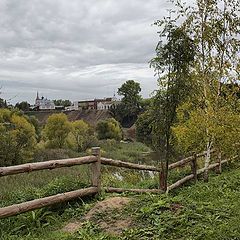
168 149 216 170
91 147 101 192
101 150 216 172
196 149 215 158
105 187 163 194
0 156 97 177
167 174 194 192
0 187 98 219
167 157 232 192
101 157 161 172
168 156 194 170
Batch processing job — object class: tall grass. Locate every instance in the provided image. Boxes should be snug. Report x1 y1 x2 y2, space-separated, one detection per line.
0 165 91 207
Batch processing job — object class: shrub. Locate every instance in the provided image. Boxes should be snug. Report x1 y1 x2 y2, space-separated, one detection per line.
0 109 36 166
43 113 71 148
70 120 97 152
96 118 122 141
135 111 153 146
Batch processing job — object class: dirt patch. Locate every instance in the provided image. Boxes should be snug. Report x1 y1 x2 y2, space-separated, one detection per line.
63 197 132 235
84 197 130 220
170 203 183 213
62 221 82 233
99 219 133 235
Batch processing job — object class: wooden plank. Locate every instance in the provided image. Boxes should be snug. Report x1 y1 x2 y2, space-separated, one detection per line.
0 156 97 177
105 187 163 194
101 157 161 172
0 187 98 219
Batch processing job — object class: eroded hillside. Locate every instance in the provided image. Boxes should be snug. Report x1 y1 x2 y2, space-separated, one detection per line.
26 110 112 126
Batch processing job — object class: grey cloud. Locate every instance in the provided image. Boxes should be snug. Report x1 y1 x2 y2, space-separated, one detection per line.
0 0 172 104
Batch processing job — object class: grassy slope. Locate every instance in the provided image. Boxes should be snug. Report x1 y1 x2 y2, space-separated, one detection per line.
0 141 239 240
125 165 240 240
1 163 239 240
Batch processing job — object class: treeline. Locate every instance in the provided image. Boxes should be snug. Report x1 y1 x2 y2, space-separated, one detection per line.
0 79 143 167
0 99 74 112
0 108 122 167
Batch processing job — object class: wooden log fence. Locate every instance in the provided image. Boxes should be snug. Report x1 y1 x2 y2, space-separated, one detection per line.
0 156 97 177
101 157 161 172
0 149 101 219
167 156 237 192
105 187 163 194
0 147 237 219
0 187 98 219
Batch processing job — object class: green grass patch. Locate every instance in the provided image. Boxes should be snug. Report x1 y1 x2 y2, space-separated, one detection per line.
121 163 240 240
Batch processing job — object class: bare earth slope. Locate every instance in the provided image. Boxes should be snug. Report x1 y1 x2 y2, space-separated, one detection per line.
26 110 112 126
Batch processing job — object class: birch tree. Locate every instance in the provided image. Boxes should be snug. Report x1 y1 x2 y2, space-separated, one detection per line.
176 0 240 180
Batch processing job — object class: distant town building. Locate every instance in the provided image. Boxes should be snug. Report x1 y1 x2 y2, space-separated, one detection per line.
65 105 76 111
73 95 120 111
34 92 55 110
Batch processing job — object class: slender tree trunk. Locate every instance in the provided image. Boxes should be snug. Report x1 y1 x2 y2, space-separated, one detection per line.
204 138 212 182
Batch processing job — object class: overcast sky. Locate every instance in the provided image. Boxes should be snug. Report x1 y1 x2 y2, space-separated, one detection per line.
0 0 173 104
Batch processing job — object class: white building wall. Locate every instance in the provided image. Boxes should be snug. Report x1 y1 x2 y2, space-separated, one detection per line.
97 101 115 110
73 101 79 110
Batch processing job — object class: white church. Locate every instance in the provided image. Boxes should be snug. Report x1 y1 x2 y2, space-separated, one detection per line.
34 92 55 110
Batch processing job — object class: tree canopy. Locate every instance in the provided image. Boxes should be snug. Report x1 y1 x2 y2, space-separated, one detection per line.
53 99 72 107
71 120 91 152
15 101 30 111
96 118 122 141
43 113 71 148
0 109 36 166
114 80 142 126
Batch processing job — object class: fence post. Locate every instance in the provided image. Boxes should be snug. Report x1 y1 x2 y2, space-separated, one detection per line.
217 151 222 174
159 162 167 192
191 153 197 183
91 147 101 193
159 170 166 191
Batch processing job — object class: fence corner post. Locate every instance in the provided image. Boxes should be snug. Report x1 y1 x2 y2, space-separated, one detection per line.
191 153 197 183
91 147 101 194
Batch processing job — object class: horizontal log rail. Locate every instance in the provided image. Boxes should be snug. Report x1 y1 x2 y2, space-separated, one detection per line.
167 157 234 192
168 155 194 170
0 156 97 177
105 187 163 194
0 187 98 219
168 149 215 170
101 157 161 172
